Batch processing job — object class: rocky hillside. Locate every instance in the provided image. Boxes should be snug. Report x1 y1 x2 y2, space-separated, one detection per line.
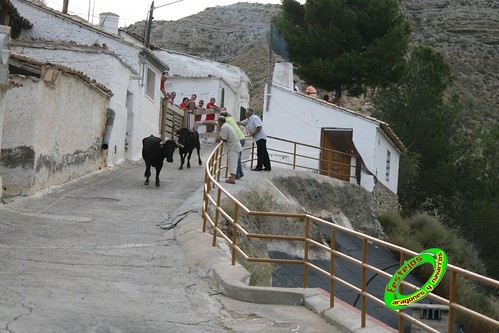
127 3 281 111
129 3 279 63
400 0 499 126
127 1 498 125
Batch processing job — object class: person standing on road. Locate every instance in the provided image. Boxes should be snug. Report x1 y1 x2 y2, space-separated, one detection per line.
217 116 242 184
220 110 245 179
238 108 271 172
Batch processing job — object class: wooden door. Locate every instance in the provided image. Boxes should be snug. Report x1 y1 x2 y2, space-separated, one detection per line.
320 130 353 181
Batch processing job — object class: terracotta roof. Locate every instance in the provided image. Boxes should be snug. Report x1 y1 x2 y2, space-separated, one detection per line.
13 0 135 47
10 53 113 97
1 0 33 38
319 96 406 152
141 47 169 72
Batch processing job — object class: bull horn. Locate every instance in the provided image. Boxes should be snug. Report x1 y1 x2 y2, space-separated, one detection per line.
176 142 184 149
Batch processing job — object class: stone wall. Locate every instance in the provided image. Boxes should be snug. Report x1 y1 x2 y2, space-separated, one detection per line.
372 180 401 217
0 71 109 197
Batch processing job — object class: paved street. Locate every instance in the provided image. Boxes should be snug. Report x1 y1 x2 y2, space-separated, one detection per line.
0 145 342 333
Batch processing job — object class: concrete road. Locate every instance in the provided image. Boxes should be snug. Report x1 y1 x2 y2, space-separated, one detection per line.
0 145 342 333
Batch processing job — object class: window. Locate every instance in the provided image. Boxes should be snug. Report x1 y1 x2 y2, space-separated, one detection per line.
220 88 225 108
239 106 246 121
146 68 155 99
385 150 391 182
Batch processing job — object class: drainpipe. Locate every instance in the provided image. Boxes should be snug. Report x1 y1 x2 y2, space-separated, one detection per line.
0 26 11 199
101 108 115 150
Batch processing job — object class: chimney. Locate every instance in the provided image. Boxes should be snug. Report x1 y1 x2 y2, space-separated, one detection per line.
99 12 119 35
272 62 294 91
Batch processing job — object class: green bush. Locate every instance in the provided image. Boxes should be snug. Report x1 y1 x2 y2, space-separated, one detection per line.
379 212 497 332
456 287 499 333
378 214 404 236
407 213 486 274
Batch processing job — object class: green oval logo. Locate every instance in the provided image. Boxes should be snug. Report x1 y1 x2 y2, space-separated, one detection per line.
384 248 448 310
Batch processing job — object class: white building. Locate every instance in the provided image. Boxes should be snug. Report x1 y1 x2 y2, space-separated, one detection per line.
263 62 405 195
10 0 251 162
9 0 169 165
1 54 111 196
152 49 251 120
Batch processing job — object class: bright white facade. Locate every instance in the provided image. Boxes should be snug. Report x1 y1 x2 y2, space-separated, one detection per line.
263 62 404 194
10 0 167 164
1 64 110 196
11 0 251 164
153 49 251 117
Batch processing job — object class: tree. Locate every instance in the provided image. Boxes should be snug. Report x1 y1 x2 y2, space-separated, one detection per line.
452 124 499 278
372 45 460 214
273 0 411 96
373 46 499 278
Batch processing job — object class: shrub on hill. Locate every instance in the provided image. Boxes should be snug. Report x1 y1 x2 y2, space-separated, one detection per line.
378 213 497 333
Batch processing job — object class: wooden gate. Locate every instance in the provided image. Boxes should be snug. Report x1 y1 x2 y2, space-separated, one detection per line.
320 129 354 181
160 100 184 140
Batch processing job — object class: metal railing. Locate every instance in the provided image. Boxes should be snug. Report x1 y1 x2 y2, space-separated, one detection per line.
202 138 499 333
263 135 358 182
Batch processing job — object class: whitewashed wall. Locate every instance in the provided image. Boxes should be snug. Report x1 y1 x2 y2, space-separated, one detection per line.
11 0 165 164
264 83 401 193
13 46 129 164
12 0 140 72
127 60 162 160
154 50 251 112
0 25 11 199
0 88 6 198
374 129 400 193
169 77 242 112
0 74 109 197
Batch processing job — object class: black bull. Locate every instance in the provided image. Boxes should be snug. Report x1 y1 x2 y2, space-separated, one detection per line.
142 135 178 187
177 128 202 170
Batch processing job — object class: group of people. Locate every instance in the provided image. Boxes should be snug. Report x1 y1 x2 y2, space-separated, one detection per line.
293 79 339 105
217 108 271 185
160 71 221 131
178 94 220 132
160 71 272 185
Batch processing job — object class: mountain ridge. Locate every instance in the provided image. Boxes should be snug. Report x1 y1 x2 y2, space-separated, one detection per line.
127 1 498 125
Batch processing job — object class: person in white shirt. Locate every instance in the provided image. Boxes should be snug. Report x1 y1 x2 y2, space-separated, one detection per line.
293 80 300 92
217 116 243 184
238 108 271 171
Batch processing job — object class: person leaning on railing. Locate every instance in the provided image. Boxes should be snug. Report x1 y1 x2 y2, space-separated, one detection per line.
216 116 242 184
305 82 318 98
220 110 245 179
237 108 271 172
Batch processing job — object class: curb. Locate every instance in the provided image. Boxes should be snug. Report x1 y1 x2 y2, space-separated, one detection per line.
175 213 394 333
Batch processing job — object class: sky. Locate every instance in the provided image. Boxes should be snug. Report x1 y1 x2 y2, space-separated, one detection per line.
45 0 286 27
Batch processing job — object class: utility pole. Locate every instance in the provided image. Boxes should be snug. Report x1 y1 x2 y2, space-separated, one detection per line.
62 0 69 14
144 0 184 49
144 1 155 49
